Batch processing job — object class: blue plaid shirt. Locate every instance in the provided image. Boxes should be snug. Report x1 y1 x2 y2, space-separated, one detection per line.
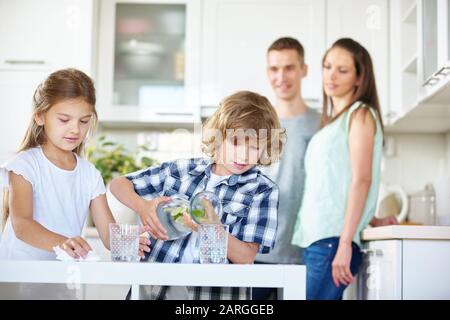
126 157 279 300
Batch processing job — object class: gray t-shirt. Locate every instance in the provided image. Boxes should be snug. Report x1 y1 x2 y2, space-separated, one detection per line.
256 108 320 264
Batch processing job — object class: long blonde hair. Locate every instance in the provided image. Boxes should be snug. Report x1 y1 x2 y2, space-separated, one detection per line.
2 68 98 229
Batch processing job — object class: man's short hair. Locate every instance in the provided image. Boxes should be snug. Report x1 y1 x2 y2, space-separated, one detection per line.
268 37 305 63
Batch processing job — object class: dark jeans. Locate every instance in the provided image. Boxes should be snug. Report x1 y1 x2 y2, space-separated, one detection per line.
303 237 362 300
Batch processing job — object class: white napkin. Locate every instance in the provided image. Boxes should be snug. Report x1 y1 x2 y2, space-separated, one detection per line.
53 246 101 262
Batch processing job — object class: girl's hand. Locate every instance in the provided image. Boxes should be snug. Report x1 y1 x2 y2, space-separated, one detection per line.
182 211 198 232
59 236 92 259
137 196 171 240
331 242 354 287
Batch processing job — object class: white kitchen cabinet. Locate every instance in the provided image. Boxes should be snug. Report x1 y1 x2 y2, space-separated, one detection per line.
96 0 201 124
388 0 419 125
200 0 325 110
385 0 450 133
0 0 96 162
0 0 96 74
0 72 47 163
357 226 450 300
326 0 390 123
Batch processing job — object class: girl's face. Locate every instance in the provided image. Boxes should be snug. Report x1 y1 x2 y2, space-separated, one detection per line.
36 98 93 153
214 133 265 176
323 47 360 100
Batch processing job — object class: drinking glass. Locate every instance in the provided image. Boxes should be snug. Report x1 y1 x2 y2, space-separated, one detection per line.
109 223 140 262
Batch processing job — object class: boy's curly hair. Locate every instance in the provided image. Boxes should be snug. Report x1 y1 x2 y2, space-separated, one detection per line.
201 91 286 166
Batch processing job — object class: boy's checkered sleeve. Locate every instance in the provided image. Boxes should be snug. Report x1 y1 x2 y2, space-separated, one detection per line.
240 186 279 254
125 161 171 198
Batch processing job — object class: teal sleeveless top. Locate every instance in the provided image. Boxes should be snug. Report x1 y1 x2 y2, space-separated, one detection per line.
291 101 383 248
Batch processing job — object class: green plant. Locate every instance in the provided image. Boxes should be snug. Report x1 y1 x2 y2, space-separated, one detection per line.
86 136 158 185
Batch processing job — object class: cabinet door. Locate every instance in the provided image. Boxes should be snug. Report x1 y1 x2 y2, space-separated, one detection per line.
200 0 325 108
326 0 389 119
0 0 95 73
0 72 48 163
97 0 201 122
357 240 402 300
402 240 450 299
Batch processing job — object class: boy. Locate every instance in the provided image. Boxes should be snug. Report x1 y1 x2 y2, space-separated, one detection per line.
110 90 286 300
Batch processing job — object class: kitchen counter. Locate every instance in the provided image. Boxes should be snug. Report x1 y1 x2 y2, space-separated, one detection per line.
0 260 305 300
361 225 450 241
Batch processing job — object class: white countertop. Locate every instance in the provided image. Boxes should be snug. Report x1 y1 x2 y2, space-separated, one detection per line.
0 260 306 300
361 225 450 241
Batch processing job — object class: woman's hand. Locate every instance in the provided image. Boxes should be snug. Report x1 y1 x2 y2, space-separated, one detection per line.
59 236 92 259
331 242 354 287
136 196 171 240
370 216 398 227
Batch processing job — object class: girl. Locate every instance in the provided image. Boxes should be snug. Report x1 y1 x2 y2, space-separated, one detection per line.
0 68 150 262
291 38 385 300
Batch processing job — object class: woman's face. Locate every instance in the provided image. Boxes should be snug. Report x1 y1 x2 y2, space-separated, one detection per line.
323 47 359 100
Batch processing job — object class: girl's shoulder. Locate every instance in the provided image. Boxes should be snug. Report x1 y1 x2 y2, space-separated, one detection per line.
2 147 42 170
0 147 42 187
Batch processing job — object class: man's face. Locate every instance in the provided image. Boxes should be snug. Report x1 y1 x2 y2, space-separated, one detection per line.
267 49 307 101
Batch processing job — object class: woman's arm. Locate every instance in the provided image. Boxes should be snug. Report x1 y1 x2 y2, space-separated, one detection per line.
333 108 376 287
9 172 91 258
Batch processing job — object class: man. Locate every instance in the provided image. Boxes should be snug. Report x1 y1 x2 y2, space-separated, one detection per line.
253 37 396 300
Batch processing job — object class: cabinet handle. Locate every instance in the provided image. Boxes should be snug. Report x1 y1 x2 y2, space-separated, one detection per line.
4 60 46 65
434 66 450 77
422 76 440 87
361 249 383 256
384 111 397 119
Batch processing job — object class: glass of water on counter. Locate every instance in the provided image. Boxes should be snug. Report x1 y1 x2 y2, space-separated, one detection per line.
109 223 140 262
198 223 229 264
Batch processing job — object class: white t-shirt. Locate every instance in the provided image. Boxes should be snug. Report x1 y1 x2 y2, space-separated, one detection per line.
0 147 106 260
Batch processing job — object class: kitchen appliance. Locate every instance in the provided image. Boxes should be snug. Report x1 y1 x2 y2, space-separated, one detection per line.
408 184 436 225
375 183 408 223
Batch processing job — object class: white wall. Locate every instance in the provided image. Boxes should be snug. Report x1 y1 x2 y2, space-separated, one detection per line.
381 133 448 194
446 132 450 175
96 126 202 164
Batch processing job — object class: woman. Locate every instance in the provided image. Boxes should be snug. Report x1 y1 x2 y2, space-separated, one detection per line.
291 38 384 300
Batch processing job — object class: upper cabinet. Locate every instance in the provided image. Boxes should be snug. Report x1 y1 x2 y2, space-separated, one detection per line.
0 0 96 162
0 0 96 74
326 0 389 123
199 0 325 112
387 0 450 133
418 0 450 104
97 0 201 124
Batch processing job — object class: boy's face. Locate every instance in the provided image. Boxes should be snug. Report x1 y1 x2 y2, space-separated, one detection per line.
214 133 265 176
267 49 307 101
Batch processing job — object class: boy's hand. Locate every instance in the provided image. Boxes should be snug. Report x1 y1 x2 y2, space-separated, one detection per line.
202 198 220 224
138 225 152 257
182 211 198 232
59 236 92 259
137 196 171 240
